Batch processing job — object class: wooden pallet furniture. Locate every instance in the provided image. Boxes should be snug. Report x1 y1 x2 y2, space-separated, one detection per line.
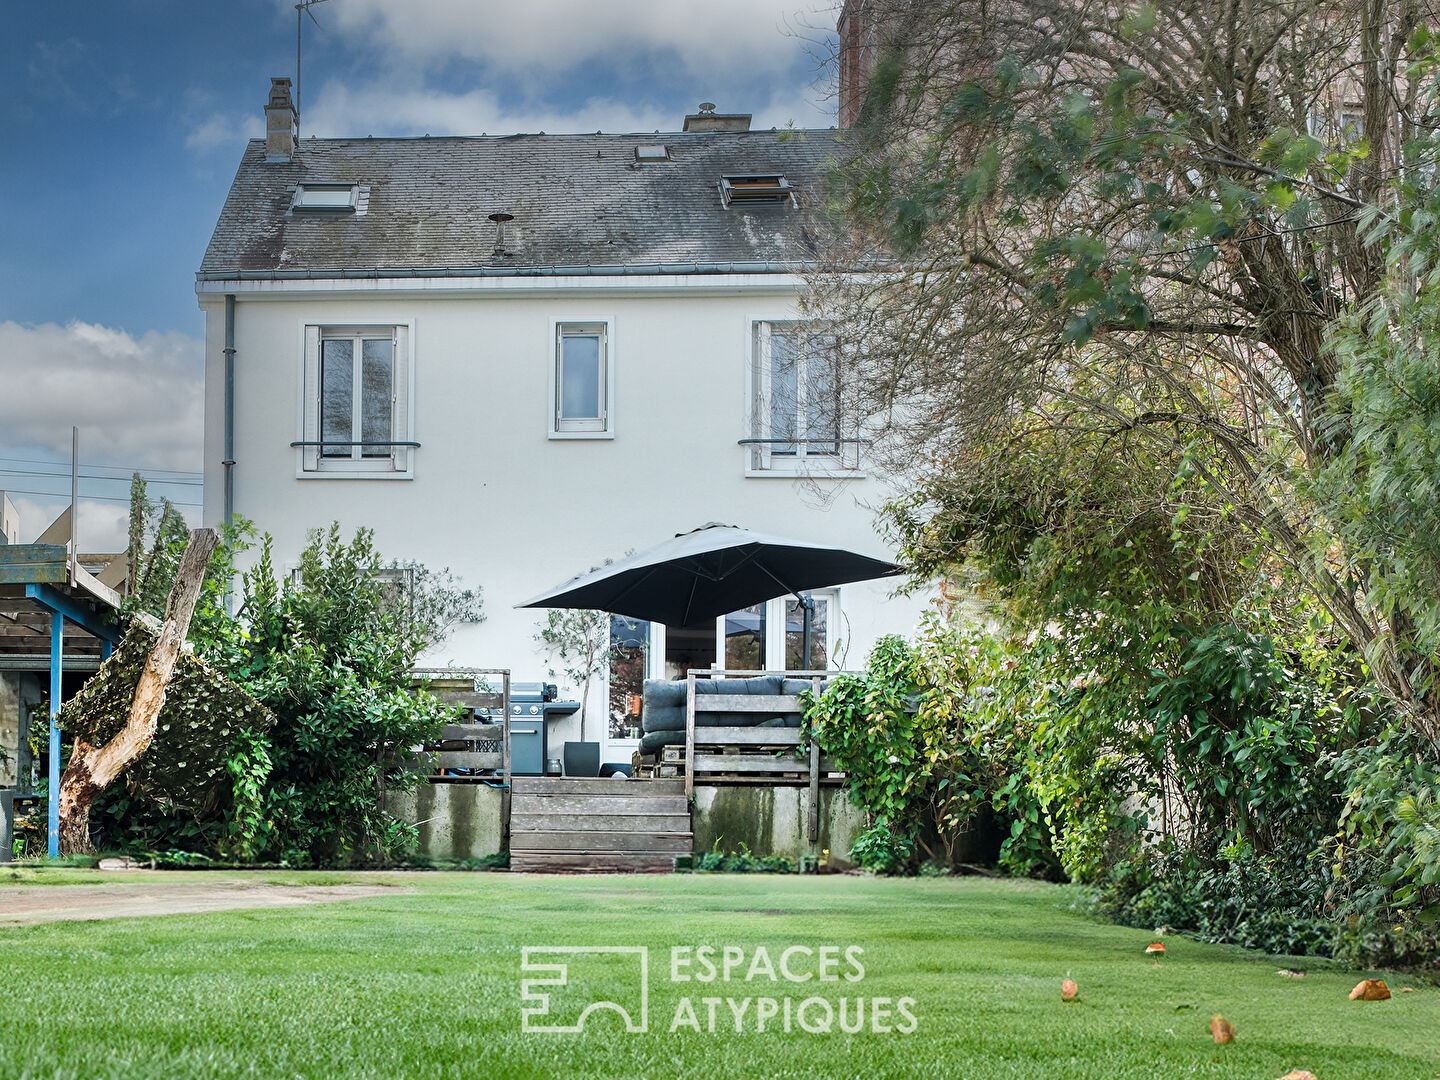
410 668 512 838
509 777 691 872
684 670 836 842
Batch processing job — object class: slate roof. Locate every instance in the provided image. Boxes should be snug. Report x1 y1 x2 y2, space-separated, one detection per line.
198 129 842 279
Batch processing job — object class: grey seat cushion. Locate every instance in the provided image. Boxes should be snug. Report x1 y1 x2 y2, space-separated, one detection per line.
782 677 829 695
643 705 800 733
695 675 783 696
641 675 814 733
639 729 687 754
642 704 686 733
643 679 687 709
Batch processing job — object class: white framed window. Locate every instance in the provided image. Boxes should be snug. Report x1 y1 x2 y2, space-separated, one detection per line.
748 320 860 476
298 323 413 477
714 590 841 671
549 318 615 439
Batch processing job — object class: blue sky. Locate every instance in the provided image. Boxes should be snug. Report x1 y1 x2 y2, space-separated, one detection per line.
0 0 838 547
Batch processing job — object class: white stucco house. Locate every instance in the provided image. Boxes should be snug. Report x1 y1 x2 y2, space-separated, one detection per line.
196 79 925 766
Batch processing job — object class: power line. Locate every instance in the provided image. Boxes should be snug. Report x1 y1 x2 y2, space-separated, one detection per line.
0 486 202 507
0 454 202 478
0 466 202 487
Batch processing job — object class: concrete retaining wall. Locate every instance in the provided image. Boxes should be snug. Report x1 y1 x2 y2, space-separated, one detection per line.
691 784 865 865
387 780 865 867
385 783 503 861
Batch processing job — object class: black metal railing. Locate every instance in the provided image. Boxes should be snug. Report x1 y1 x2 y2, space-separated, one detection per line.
289 440 422 448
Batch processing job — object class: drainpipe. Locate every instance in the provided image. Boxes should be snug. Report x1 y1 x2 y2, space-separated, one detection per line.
222 295 236 612
222 294 236 530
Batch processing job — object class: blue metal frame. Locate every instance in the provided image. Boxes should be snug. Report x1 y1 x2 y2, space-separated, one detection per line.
24 584 121 642
48 613 61 857
23 584 120 858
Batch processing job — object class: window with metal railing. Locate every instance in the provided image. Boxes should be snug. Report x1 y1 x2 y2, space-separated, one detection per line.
746 320 862 475
296 324 414 476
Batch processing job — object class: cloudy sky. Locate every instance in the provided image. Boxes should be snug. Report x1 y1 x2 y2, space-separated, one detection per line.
0 0 839 549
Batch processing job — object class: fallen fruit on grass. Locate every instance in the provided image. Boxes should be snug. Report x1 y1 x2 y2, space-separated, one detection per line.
1145 942 1166 954
1061 979 1078 1002
1349 979 1391 1001
1209 1014 1234 1043
1276 1071 1317 1080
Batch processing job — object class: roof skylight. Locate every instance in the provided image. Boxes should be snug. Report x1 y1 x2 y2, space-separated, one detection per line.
719 174 796 209
292 183 359 211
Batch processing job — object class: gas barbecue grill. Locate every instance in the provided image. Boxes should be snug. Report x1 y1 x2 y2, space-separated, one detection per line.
508 682 580 776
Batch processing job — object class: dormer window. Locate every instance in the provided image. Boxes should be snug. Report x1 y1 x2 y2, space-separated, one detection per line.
720 174 795 209
635 144 671 163
292 183 359 212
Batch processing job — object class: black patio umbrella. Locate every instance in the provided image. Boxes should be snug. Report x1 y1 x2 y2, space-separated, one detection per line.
517 523 904 664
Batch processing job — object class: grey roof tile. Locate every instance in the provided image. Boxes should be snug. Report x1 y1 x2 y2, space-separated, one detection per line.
198 130 842 277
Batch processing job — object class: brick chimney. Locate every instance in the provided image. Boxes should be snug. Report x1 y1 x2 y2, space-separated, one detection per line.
265 77 297 162
838 0 877 127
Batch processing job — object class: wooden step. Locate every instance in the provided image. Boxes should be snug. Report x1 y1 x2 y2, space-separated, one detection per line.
508 776 693 873
509 783 688 800
511 794 688 816
510 851 681 873
510 812 692 833
515 831 692 853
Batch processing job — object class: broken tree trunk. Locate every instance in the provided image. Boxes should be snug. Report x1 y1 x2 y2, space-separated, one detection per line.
56 528 218 855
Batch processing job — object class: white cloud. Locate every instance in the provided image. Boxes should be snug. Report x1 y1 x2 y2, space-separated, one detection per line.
303 70 830 140
315 0 834 76
186 109 264 153
305 80 674 137
284 0 835 139
182 84 265 155
2 494 178 554
0 320 204 544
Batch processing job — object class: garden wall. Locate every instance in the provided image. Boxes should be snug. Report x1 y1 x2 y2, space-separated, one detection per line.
385 783 503 861
388 781 865 866
690 785 865 865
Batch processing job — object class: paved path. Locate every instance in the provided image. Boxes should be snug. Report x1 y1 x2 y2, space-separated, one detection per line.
0 878 403 925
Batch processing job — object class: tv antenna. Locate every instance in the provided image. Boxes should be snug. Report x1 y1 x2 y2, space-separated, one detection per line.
294 0 329 143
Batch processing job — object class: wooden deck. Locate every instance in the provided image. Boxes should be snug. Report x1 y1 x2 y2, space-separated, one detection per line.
508 777 691 873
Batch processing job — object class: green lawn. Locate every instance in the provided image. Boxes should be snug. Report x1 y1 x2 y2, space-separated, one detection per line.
0 869 1435 1080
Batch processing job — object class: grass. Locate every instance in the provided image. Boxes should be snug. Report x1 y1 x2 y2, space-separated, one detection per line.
0 870 1436 1079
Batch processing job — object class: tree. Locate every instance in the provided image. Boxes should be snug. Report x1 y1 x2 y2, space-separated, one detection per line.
124 473 153 597
813 0 1440 744
385 560 486 648
535 608 613 742
56 530 219 853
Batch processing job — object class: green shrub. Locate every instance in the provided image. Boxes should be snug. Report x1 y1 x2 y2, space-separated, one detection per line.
850 822 916 874
805 621 1029 873
695 842 796 874
91 523 482 867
